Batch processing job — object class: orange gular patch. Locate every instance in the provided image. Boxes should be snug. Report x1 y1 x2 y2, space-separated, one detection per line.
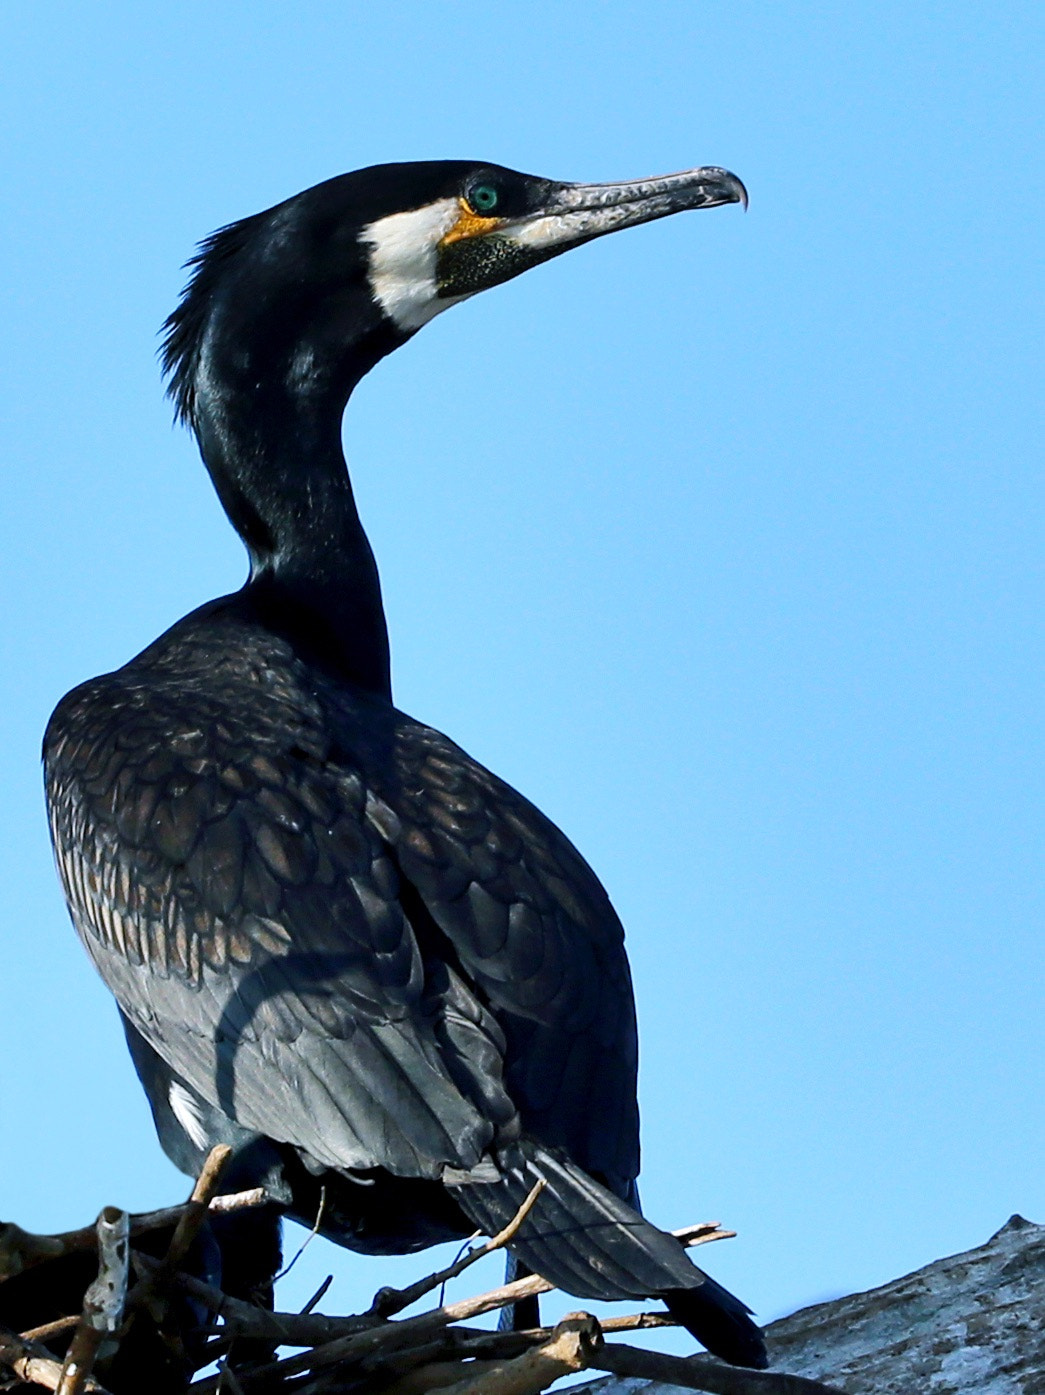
440 199 505 246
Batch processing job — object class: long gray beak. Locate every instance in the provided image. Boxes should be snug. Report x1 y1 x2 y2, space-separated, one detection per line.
526 166 748 247
437 165 746 298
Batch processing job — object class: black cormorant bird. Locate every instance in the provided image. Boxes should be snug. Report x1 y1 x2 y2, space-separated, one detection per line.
44 160 766 1369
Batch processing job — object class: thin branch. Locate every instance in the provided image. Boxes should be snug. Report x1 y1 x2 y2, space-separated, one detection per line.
55 1329 104 1395
0 1325 109 1395
599 1309 677 1333
593 1341 848 1395
437 1236 481 1311
300 1276 333 1315
0 1187 267 1283
56 1208 130 1395
20 1318 80 1344
275 1187 326 1283
369 1179 547 1319
441 1267 552 1323
674 1222 737 1246
164 1146 233 1274
193 1191 269 1218
0 1225 65 1282
126 1145 232 1321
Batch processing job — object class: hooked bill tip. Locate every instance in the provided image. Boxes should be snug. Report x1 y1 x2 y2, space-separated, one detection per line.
706 168 748 210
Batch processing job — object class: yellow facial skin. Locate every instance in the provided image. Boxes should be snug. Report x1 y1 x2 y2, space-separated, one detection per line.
440 198 504 246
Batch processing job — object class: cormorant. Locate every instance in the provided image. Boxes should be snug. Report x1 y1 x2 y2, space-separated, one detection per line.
44 160 765 1369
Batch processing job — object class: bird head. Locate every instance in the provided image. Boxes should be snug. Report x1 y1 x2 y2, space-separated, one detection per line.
358 160 747 331
162 159 746 431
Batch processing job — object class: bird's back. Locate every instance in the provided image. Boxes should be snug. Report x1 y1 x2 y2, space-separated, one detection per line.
44 589 641 1232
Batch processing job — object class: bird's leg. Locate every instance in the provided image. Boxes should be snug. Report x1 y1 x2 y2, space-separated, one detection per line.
497 1253 542 1332
208 1203 284 1380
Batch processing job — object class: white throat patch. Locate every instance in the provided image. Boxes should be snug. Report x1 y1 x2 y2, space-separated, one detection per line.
362 199 471 332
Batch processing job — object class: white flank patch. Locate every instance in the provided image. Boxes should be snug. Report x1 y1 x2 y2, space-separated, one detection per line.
362 199 470 331
169 1081 211 1151
442 1158 502 1184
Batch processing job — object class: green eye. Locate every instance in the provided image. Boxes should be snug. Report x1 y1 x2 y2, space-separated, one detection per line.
469 184 500 214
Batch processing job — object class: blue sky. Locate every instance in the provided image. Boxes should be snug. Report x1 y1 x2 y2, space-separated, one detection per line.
1 0 1042 1346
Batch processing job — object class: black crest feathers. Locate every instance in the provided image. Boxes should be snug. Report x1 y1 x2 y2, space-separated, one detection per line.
160 213 264 429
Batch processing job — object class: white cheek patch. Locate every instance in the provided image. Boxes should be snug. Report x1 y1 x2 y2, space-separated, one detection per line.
169 1080 211 1151
362 199 473 332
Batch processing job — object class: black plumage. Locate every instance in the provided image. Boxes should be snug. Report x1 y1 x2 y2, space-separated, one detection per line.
44 159 765 1368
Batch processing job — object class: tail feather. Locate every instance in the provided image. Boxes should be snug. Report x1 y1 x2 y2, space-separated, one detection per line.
664 1278 769 1370
449 1140 767 1371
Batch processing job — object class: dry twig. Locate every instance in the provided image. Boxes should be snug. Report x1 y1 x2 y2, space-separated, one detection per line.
300 1275 333 1314
21 1317 81 1344
0 1186 266 1282
126 1145 232 1321
369 1179 547 1320
162 1146 233 1275
674 1222 736 1246
0 1324 109 1395
598 1310 676 1333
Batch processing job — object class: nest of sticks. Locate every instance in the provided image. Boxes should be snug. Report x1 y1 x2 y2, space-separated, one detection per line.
0 1148 842 1395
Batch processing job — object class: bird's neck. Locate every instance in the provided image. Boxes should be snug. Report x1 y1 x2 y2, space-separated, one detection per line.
193 347 394 699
